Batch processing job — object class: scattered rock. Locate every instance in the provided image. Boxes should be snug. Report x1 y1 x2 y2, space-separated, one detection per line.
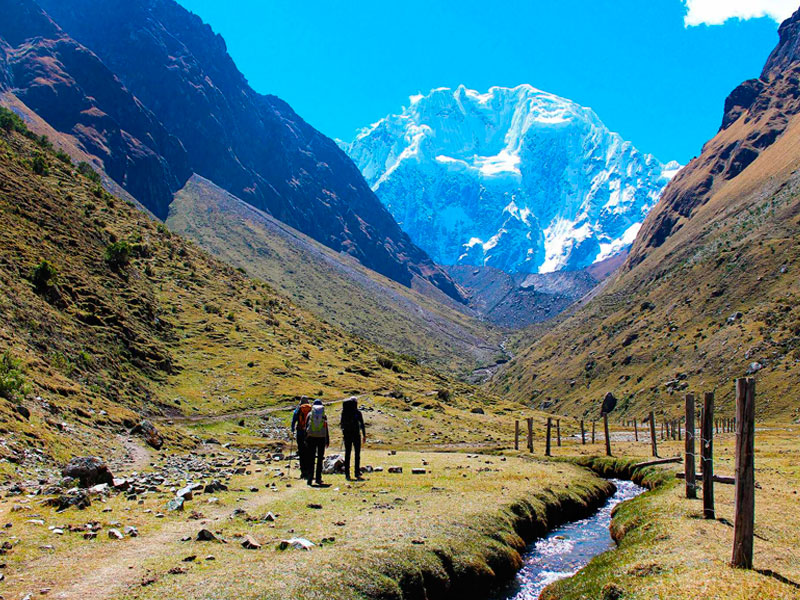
388 466 403 474
167 497 185 512
196 529 225 543
322 454 345 475
61 457 114 488
278 537 314 551
747 362 763 375
411 468 426 475
130 420 164 450
108 529 124 540
14 405 30 420
470 407 485 414
307 503 323 510
124 526 139 538
241 535 261 550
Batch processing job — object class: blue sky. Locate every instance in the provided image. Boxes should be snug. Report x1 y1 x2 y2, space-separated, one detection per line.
177 0 792 164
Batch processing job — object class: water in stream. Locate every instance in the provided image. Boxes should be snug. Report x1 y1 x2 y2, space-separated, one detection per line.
490 479 646 600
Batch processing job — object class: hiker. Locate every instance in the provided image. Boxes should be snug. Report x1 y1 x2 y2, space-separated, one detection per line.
291 397 313 480
305 399 330 486
340 397 366 481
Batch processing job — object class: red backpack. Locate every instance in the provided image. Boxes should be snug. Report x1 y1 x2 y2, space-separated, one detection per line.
297 404 312 430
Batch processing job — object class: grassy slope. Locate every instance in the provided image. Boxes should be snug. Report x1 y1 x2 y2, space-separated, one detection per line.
491 113 800 422
0 123 512 471
167 175 504 376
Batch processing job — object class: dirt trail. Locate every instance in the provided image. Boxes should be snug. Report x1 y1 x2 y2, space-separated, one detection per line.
26 465 309 600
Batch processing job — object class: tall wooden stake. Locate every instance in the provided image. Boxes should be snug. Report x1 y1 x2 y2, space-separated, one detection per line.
685 394 696 499
545 417 552 457
556 419 561 447
702 392 715 519
580 419 586 445
649 411 658 457
592 421 596 444
514 420 520 451
634 419 639 442
732 379 755 569
603 414 612 457
527 417 534 453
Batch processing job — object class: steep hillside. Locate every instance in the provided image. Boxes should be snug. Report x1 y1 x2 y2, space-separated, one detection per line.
491 13 800 422
26 0 464 302
345 85 679 273
0 0 191 218
0 114 501 471
167 175 503 374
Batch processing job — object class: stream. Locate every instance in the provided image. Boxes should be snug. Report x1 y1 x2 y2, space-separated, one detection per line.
490 479 646 600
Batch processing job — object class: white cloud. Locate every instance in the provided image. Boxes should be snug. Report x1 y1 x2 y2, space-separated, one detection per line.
683 0 797 27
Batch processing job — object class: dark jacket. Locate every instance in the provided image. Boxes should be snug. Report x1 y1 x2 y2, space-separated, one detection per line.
340 399 365 437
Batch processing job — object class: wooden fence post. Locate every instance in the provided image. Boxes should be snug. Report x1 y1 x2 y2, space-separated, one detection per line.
580 419 586 445
545 418 552 457
732 378 755 569
527 418 533 453
556 419 561 447
634 419 639 442
677 419 682 441
685 394 696 499
603 414 612 457
649 412 658 457
592 421 596 444
514 420 520 451
702 392 715 519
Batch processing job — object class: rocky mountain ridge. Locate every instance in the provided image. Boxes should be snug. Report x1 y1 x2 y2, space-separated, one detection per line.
345 84 679 274
0 0 464 302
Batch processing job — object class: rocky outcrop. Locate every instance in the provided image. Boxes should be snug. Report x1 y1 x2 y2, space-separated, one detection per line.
34 0 465 302
0 0 190 219
628 8 800 268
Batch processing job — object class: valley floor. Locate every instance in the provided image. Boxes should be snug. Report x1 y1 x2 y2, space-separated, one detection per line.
3 420 798 600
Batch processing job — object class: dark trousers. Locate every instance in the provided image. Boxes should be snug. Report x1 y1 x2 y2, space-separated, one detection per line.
344 432 361 479
306 437 325 483
296 430 310 479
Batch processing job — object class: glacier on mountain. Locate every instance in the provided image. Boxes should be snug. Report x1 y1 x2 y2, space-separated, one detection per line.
344 84 681 273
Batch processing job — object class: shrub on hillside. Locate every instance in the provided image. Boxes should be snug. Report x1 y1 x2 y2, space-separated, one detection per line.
0 107 25 134
0 352 29 401
30 260 58 294
31 153 49 176
104 241 131 270
77 161 101 183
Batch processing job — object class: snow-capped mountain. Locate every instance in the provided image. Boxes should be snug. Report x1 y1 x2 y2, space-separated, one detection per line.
344 85 681 274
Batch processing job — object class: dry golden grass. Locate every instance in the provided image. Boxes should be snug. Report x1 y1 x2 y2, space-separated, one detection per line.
0 449 608 600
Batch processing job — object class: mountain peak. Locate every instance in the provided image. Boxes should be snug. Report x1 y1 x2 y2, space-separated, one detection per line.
346 85 678 274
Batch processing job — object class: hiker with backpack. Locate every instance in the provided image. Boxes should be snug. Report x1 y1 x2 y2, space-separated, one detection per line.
291 397 313 480
305 399 330 486
340 397 366 481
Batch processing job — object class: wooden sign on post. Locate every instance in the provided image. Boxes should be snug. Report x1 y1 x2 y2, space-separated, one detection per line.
732 378 756 569
702 392 715 520
685 394 696 499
